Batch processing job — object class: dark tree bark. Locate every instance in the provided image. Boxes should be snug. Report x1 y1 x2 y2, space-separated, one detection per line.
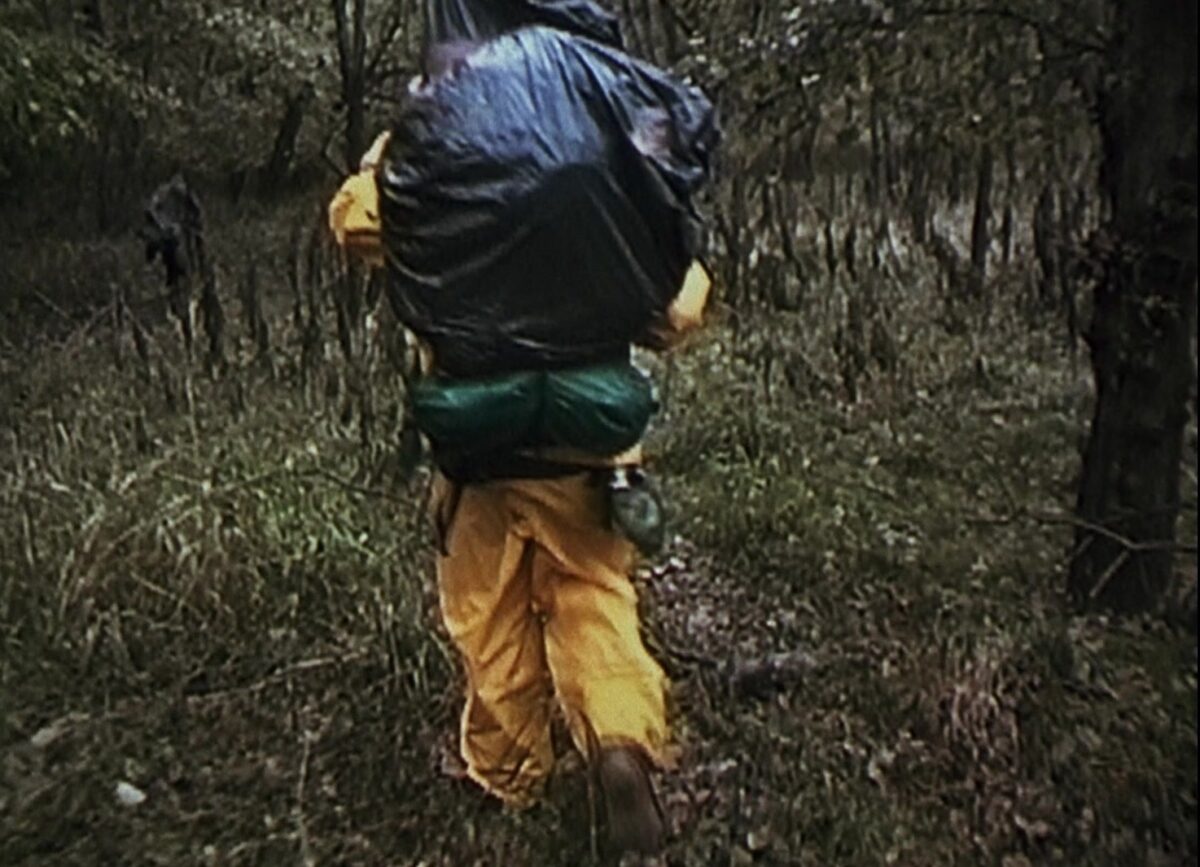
868 85 882 205
618 0 644 56
881 115 899 203
1000 142 1016 264
332 0 368 170
967 143 994 296
198 239 225 374
822 218 838 277
1058 185 1088 351
999 203 1013 266
726 172 747 303
647 0 677 64
81 0 107 37
657 0 681 63
262 83 315 195
1070 0 1198 611
946 152 964 205
771 181 808 305
1033 184 1058 306
783 90 821 189
621 0 656 62
239 261 272 370
843 222 858 282
906 129 930 244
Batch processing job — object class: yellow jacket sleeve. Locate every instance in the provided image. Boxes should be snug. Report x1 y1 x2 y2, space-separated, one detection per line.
640 260 712 350
328 171 384 267
667 260 712 334
328 131 391 267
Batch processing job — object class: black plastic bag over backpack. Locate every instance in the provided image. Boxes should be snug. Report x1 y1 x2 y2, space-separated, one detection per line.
424 0 622 47
378 22 718 377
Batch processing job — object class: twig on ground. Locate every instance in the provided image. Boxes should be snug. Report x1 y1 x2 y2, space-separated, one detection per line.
184 651 370 704
31 289 73 323
969 508 1199 555
650 635 721 672
295 730 315 867
1088 549 1131 601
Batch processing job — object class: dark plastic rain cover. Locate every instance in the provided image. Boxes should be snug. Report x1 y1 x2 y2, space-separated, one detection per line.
379 25 718 377
424 0 622 47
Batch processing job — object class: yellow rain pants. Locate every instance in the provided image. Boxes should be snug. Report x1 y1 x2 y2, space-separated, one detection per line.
434 469 669 806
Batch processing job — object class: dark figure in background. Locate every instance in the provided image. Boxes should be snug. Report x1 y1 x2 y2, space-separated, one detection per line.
139 175 207 355
141 174 203 287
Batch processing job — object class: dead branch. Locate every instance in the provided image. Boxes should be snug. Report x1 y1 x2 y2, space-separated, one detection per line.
969 508 1198 556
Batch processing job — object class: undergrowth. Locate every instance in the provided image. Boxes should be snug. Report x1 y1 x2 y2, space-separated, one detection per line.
0 209 1195 866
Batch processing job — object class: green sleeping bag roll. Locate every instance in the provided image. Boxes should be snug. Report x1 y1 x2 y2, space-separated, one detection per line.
409 361 656 457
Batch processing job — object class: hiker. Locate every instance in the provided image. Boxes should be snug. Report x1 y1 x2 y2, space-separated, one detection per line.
331 135 709 855
328 7 717 855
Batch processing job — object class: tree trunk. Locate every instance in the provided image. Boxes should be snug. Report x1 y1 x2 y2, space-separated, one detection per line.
333 0 368 169
1069 0 1198 612
823 216 838 277
714 172 746 305
728 173 747 304
882 115 898 204
621 0 656 62
262 83 315 195
657 0 680 63
618 0 643 56
81 0 107 37
784 104 820 189
967 143 994 296
1058 185 1087 351
94 107 114 232
1033 184 1058 306
868 87 882 205
906 147 929 245
772 181 807 305
843 222 858 282
1000 141 1016 264
640 0 664 64
946 152 964 205
647 0 677 64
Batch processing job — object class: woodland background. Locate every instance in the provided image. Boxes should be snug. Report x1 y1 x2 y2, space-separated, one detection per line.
1 1 1196 865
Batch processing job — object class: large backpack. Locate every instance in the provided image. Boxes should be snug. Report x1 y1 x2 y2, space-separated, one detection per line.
378 24 718 378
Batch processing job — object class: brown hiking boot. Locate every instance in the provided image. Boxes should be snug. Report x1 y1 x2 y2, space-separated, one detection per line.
596 746 665 856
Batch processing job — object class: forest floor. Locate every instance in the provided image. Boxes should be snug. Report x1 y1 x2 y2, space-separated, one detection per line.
0 212 1196 866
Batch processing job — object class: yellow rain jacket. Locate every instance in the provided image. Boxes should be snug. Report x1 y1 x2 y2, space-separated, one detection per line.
329 136 710 805
327 132 391 267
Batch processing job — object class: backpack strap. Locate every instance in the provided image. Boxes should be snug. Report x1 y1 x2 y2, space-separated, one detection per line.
434 448 601 485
